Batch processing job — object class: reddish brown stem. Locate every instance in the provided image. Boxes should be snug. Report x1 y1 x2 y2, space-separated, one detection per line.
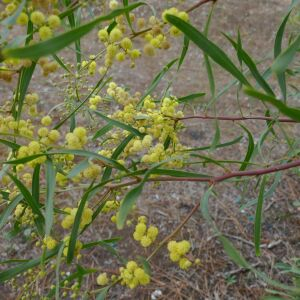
108 159 300 189
186 0 217 13
177 115 297 123
150 159 300 184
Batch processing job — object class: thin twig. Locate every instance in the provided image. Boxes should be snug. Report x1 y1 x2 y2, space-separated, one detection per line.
176 115 297 123
186 0 217 13
147 202 200 261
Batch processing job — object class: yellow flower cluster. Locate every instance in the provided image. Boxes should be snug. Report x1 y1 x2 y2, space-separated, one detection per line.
89 95 102 110
38 57 59 76
96 272 109 286
0 115 33 137
14 204 35 226
61 206 93 230
119 261 150 289
29 11 61 40
102 199 120 213
167 240 192 270
65 127 87 149
162 7 189 36
133 216 158 247
17 141 46 167
43 236 58 250
82 163 102 179
103 85 186 168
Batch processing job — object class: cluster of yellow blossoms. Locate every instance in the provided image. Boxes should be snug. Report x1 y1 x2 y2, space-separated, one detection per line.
133 216 159 247
61 205 93 230
119 260 150 289
167 240 193 270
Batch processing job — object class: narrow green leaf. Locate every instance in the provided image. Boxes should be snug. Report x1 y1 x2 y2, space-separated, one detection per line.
94 111 144 137
117 184 144 230
272 34 300 74
2 3 144 60
183 136 243 152
254 176 268 256
123 0 135 33
96 286 110 300
93 123 114 140
101 134 134 181
0 247 59 283
178 36 189 70
244 86 300 122
67 188 93 263
32 164 41 205
223 33 275 96
67 159 90 179
166 15 250 86
0 194 23 230
45 160 56 236
0 139 20 150
274 12 291 101
153 168 210 178
177 92 205 103
7 173 43 219
239 125 255 171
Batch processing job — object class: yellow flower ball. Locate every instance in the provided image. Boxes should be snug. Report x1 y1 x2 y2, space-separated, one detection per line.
97 273 109 286
30 11 45 26
17 12 29 26
41 116 52 126
120 37 133 50
110 28 123 42
48 15 61 29
39 26 53 41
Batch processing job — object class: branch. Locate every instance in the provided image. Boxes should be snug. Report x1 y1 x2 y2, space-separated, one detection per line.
186 0 217 13
107 159 300 189
147 202 200 261
150 159 300 184
176 115 297 123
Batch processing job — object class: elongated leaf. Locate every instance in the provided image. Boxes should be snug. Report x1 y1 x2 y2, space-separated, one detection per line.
274 12 291 101
123 0 134 33
254 176 267 256
0 247 58 283
45 160 56 236
93 123 114 140
117 183 144 230
7 173 42 219
94 111 144 137
67 159 90 179
0 139 20 150
153 168 210 178
2 3 144 60
183 136 243 152
272 34 300 74
102 134 134 181
178 36 189 70
177 92 205 103
67 187 94 263
223 33 274 96
239 125 255 171
166 15 249 86
0 194 23 230
244 87 300 122
32 164 41 205
96 287 110 300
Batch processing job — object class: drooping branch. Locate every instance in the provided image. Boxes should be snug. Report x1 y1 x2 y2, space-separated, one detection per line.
176 115 298 123
151 159 300 184
108 159 300 189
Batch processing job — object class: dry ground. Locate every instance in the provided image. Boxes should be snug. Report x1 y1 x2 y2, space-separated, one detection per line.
1 0 300 299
